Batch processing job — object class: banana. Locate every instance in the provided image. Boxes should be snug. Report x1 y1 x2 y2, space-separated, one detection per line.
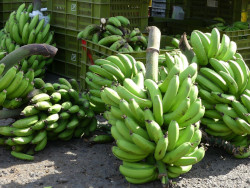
154 135 168 160
5 71 23 96
186 147 205 163
53 119 68 134
0 66 17 91
175 124 195 148
153 95 164 126
241 94 250 112
221 41 237 61
145 120 163 142
129 98 145 124
195 30 210 54
135 61 146 76
204 109 222 119
124 54 138 76
200 67 228 91
179 63 198 83
232 100 249 121
216 34 230 59
116 85 152 109
199 88 218 104
205 121 233 133
12 134 34 145
106 55 126 75
106 24 123 36
98 35 123 46
116 54 133 78
11 151 34 160
7 77 29 99
28 29 36 44
31 93 50 104
123 78 147 99
16 3 25 21
178 98 202 123
159 66 168 81
34 101 52 110
215 104 237 118
211 92 235 104
89 65 115 81
168 165 192 175
218 71 238 95
171 76 192 111
117 139 148 155
0 126 16 136
190 31 208 65
228 60 245 93
107 17 121 27
34 136 47 151
164 97 191 124
21 105 40 116
187 129 202 153
222 114 245 135
132 71 144 89
115 120 133 142
0 89 7 106
112 146 147 162
208 28 220 58
196 74 223 93
78 24 100 39
119 165 156 179
124 116 149 140
162 74 179 113
116 16 130 26
12 22 23 44
131 133 156 153
12 127 33 137
12 115 38 129
179 105 205 128
22 22 29 44
162 142 192 164
144 79 162 100
235 118 250 134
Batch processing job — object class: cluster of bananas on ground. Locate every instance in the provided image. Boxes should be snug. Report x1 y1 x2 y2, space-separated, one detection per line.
0 3 54 78
0 63 35 109
190 28 250 158
77 16 147 52
207 20 249 31
83 53 146 113
0 78 97 160
91 52 206 184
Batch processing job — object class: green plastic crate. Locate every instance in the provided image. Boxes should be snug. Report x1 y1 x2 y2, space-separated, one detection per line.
48 0 149 31
187 0 242 23
79 35 179 89
47 26 82 80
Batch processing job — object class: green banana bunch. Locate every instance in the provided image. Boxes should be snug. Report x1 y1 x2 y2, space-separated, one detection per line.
83 54 143 113
77 16 147 52
0 78 97 160
190 28 250 158
0 3 54 78
98 51 205 185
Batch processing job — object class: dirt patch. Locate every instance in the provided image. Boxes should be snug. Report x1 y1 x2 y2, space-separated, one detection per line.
0 137 249 188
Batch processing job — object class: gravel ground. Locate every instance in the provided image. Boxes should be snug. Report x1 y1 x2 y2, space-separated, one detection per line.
0 73 249 188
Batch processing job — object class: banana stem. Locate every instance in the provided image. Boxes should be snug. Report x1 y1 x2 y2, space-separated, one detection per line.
156 161 170 188
179 32 195 63
145 26 161 82
33 0 42 11
0 44 57 74
201 130 249 157
0 108 22 120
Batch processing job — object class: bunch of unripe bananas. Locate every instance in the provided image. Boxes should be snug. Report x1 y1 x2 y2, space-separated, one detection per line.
191 28 250 158
0 77 97 160
77 16 147 52
85 52 206 184
0 3 54 78
0 63 35 109
82 53 146 112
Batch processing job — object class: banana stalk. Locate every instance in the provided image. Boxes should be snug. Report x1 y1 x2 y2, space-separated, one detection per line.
0 108 22 120
201 130 250 158
145 26 161 83
179 32 194 63
0 44 57 74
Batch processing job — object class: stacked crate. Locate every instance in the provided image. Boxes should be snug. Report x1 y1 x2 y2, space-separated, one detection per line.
47 0 149 80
